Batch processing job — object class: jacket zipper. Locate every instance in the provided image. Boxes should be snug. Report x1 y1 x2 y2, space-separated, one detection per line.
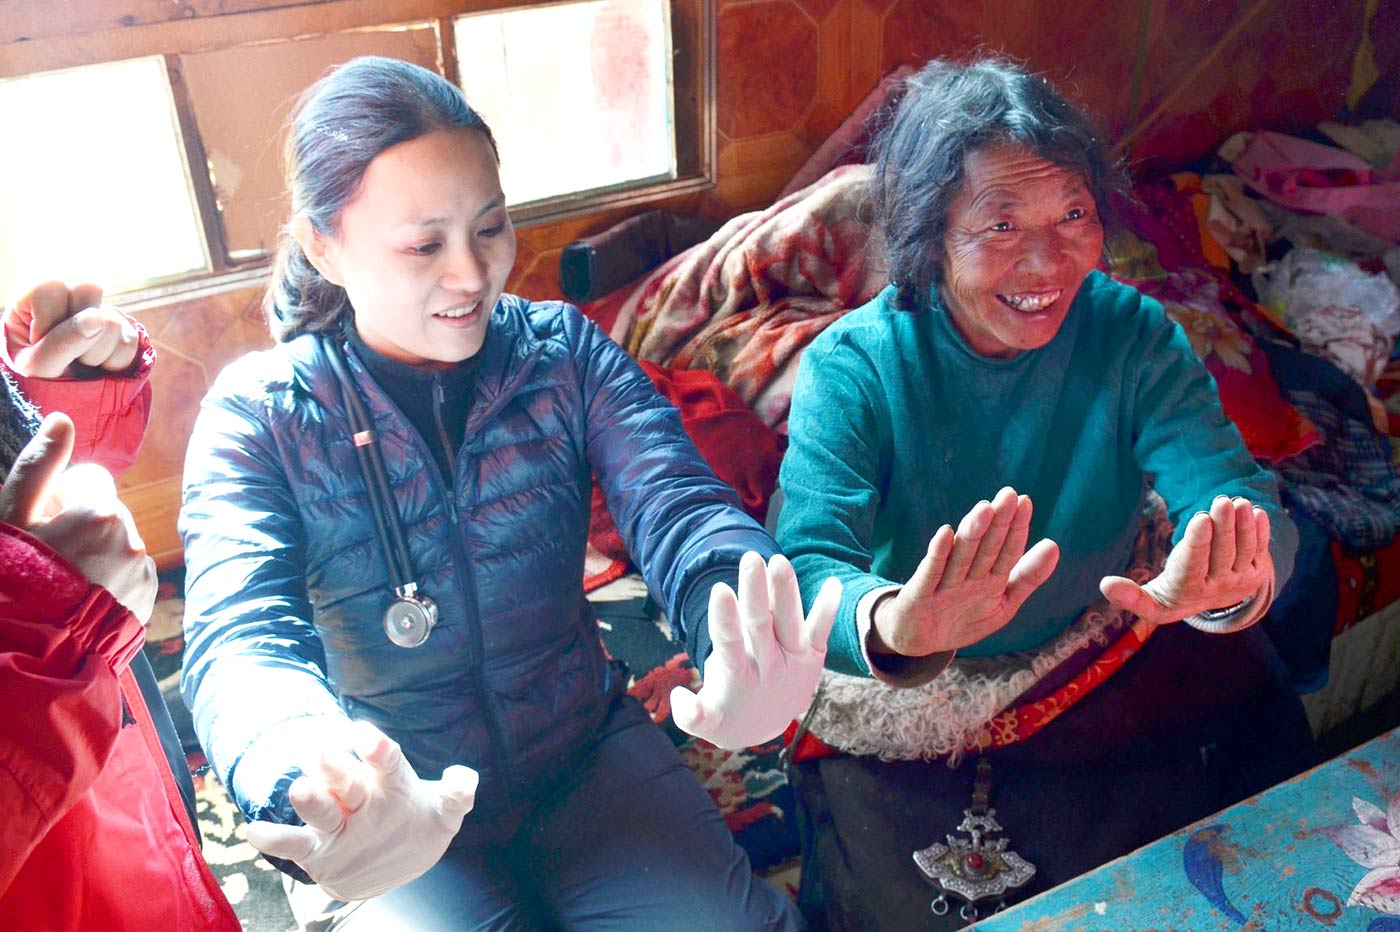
432 375 458 483
347 354 504 778
426 373 507 782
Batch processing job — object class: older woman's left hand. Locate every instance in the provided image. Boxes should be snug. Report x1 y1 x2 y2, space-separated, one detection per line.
1099 495 1273 627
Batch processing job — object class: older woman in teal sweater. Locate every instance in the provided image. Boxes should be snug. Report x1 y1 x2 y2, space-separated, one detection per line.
777 58 1314 927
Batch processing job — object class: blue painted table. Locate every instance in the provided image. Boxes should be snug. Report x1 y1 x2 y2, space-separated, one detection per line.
977 728 1400 931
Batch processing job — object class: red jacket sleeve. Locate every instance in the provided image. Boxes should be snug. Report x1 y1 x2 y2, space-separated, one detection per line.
1 321 154 475
0 522 144 895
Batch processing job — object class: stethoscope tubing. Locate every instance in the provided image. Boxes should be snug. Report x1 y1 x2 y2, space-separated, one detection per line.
323 337 427 605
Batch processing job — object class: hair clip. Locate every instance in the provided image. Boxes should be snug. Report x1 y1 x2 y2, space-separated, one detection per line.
312 123 350 144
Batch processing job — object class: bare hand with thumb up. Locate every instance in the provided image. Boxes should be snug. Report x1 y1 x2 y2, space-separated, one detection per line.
0 413 157 622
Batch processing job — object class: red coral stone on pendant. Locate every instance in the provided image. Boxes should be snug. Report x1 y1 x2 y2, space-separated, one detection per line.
966 852 985 871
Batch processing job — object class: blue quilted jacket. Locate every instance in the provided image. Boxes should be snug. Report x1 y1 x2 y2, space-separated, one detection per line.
180 296 774 837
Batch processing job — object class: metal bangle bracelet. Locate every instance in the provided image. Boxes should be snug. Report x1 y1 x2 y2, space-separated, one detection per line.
1196 595 1254 621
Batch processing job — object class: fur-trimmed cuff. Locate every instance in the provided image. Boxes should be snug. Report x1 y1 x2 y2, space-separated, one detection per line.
857 585 955 687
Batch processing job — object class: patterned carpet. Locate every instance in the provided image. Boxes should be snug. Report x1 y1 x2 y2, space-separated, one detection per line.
144 586 299 931
192 767 299 931
146 573 800 931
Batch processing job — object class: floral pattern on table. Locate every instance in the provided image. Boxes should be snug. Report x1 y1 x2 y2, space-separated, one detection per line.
978 728 1400 931
1327 793 1400 914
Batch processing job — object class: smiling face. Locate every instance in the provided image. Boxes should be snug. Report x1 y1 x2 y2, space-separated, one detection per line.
939 145 1105 358
299 128 516 366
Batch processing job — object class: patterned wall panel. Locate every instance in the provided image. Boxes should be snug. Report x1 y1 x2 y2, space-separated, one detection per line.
880 0 982 81
121 285 272 566
717 2 819 139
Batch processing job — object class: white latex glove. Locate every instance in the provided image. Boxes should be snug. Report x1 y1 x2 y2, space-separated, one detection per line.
244 721 478 901
0 413 157 622
671 551 840 750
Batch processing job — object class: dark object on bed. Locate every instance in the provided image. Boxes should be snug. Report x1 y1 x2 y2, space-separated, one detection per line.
1264 505 1339 693
559 210 723 303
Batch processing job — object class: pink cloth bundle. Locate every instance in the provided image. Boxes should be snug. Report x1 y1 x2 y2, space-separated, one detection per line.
1225 130 1400 244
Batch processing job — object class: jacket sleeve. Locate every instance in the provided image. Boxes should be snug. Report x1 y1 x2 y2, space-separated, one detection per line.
0 523 145 895
1128 293 1299 600
2 321 154 475
573 311 777 664
774 330 901 677
179 379 355 829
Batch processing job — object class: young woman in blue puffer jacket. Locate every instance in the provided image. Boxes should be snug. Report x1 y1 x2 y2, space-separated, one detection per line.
179 55 839 931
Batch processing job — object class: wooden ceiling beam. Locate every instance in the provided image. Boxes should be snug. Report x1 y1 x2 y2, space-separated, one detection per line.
0 0 531 78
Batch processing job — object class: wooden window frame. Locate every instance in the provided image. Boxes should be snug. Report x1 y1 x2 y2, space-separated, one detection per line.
0 0 715 298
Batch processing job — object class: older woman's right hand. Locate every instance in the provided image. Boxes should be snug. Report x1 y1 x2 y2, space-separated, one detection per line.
870 487 1059 658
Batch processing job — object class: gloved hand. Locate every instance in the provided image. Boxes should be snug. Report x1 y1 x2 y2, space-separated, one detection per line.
671 551 840 750
0 413 157 622
244 721 478 901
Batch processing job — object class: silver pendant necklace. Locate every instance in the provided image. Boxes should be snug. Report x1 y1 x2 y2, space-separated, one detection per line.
913 757 1037 922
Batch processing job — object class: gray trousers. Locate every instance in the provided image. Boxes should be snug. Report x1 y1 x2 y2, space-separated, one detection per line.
287 696 800 932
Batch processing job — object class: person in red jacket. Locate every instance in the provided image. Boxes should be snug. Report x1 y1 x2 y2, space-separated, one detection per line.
0 282 240 931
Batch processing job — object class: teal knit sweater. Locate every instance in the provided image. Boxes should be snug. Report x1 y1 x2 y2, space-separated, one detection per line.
777 271 1297 673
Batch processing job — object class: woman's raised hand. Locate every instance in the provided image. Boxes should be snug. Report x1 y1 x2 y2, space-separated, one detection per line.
1100 495 1272 626
670 552 840 750
870 487 1059 658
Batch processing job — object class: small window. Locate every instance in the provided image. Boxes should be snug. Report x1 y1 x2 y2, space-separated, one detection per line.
0 0 712 298
182 26 442 261
454 0 676 208
0 57 206 301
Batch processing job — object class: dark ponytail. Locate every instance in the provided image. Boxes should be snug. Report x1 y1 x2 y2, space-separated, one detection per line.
265 230 353 341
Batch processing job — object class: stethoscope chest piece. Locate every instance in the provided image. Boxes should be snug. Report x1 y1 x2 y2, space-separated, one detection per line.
384 585 438 648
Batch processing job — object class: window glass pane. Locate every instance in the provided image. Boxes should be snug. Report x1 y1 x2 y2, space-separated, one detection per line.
183 26 441 260
455 0 675 206
0 57 206 301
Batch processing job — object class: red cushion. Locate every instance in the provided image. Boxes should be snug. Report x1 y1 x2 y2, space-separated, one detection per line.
1112 178 1320 464
585 360 785 590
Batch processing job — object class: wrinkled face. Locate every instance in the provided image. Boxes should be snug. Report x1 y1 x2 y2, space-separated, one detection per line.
303 128 516 366
940 145 1104 358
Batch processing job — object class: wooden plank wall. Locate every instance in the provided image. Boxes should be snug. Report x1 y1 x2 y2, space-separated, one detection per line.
0 0 1393 566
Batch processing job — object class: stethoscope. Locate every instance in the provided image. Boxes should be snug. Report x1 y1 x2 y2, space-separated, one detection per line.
323 337 440 648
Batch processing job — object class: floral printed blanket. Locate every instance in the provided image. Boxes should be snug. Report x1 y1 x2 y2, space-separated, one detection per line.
596 163 885 433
